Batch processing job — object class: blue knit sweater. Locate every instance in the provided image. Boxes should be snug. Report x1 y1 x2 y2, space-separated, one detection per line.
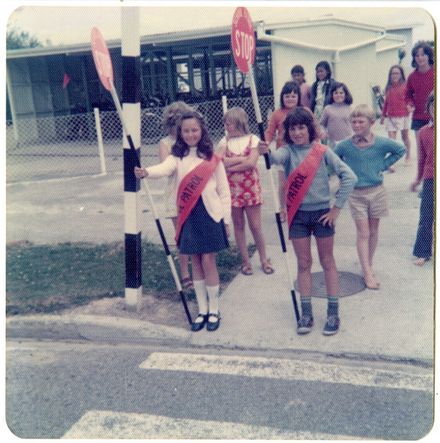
334 136 406 188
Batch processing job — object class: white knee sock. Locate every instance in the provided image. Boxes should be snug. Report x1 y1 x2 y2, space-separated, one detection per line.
206 285 220 315
193 280 208 320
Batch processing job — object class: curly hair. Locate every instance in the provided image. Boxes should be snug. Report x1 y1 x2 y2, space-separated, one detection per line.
162 101 193 135
328 82 353 105
172 111 213 160
283 107 321 144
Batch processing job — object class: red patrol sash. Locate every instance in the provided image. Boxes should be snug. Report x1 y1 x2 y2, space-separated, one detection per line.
175 153 222 243
285 143 327 234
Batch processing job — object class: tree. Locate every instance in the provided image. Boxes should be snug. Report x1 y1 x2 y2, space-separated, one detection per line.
6 26 43 50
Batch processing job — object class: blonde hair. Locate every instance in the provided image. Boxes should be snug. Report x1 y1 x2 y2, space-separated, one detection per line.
223 107 250 135
162 101 193 135
350 104 376 123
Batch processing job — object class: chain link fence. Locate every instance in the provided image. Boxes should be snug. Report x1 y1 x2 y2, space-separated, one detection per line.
6 96 275 183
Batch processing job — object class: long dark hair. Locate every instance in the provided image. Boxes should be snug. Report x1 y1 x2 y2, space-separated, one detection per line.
279 81 301 109
311 61 333 111
328 82 353 105
385 65 406 94
283 107 321 144
172 111 213 160
314 60 332 81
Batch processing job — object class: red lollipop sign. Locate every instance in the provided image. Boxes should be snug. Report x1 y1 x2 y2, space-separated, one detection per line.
91 27 114 91
231 7 256 73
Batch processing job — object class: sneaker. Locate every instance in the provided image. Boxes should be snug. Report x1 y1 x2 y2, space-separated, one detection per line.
297 315 314 335
323 316 340 336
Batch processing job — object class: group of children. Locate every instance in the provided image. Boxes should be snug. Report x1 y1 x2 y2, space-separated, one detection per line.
134 41 434 336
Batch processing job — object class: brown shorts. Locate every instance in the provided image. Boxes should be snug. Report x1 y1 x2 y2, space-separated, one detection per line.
349 184 389 219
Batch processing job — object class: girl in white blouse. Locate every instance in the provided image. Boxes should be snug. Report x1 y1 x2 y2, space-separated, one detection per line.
135 111 231 332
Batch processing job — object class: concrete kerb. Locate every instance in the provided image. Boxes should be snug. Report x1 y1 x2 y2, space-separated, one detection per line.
5 312 433 368
6 314 192 344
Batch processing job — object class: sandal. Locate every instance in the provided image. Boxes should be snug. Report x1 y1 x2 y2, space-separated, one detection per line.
181 277 194 291
261 259 275 275
240 263 253 276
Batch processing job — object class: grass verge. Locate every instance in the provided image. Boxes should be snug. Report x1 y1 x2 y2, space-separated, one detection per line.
6 240 255 315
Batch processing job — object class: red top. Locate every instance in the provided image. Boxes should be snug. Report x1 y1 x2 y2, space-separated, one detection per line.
405 68 435 121
265 108 290 148
416 123 434 180
382 83 409 117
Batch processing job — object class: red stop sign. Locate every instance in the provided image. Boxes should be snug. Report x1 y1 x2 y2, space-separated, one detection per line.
231 7 256 73
91 27 114 92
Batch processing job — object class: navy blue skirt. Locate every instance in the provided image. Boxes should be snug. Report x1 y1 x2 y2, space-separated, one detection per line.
177 198 229 255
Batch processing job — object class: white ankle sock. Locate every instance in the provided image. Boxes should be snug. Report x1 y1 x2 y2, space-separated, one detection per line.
206 285 219 315
193 280 208 321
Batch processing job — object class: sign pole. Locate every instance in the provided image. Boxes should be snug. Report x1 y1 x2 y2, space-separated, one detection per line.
231 8 299 323
91 28 192 326
246 60 300 323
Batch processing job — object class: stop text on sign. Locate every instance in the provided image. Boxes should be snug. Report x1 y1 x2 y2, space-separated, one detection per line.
233 30 255 63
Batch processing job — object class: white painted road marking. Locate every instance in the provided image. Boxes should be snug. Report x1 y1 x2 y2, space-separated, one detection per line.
139 352 433 392
62 410 361 439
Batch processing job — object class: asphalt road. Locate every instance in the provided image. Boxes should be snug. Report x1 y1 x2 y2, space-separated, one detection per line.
5 339 434 440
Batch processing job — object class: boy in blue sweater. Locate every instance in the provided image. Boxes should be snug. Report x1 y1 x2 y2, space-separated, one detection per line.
259 107 357 336
335 105 405 290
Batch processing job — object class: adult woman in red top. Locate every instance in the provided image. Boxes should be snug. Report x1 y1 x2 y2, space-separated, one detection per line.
410 92 434 266
380 65 411 166
405 42 435 134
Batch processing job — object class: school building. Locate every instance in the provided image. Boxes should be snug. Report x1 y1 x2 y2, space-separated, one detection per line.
6 15 419 133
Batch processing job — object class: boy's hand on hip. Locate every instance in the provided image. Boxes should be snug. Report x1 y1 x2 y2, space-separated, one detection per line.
319 207 341 227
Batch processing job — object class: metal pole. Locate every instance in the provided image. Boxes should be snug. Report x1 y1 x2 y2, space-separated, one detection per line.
6 64 19 146
110 80 192 325
246 59 300 323
93 108 107 175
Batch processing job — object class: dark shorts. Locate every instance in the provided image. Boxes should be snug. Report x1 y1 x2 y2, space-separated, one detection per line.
411 119 430 131
289 208 335 239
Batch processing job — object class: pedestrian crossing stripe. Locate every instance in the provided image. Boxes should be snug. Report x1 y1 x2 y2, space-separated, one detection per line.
139 352 432 392
62 410 361 439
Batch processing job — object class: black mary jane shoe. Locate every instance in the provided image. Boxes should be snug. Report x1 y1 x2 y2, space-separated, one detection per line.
191 314 208 332
206 313 221 332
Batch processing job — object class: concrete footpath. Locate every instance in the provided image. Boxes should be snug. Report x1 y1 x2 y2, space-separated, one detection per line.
6 133 435 366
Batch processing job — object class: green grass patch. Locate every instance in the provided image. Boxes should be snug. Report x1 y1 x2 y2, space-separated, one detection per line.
6 240 255 315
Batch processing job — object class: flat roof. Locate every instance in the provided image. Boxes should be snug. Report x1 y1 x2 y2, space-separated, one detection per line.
6 17 416 60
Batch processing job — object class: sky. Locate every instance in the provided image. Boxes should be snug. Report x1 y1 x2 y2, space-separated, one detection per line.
3 1 436 48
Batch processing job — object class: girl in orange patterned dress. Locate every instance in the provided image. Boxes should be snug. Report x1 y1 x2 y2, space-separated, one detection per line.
217 107 274 276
